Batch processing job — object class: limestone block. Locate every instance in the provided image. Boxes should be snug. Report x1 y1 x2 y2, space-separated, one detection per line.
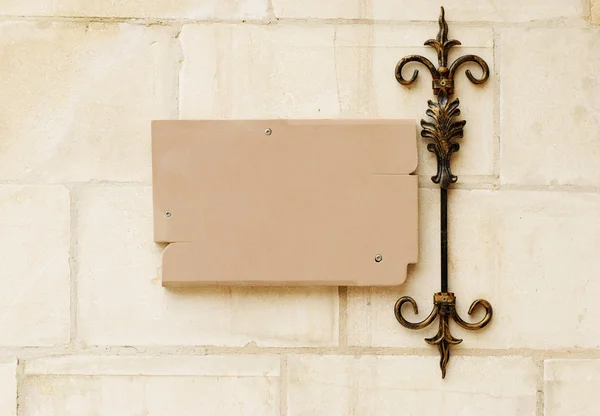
545 359 600 416
0 186 70 346
0 22 178 183
500 28 600 186
287 355 537 415
21 355 279 415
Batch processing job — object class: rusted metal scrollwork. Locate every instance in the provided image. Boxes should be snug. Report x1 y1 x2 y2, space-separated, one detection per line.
395 293 492 378
393 6 493 379
395 6 489 189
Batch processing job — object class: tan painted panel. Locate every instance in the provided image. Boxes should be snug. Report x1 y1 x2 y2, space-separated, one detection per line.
152 120 418 286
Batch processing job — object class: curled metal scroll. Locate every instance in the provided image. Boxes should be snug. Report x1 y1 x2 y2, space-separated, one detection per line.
394 297 438 330
395 55 438 86
395 293 493 378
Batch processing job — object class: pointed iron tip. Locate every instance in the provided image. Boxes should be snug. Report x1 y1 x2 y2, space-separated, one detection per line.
436 5 448 43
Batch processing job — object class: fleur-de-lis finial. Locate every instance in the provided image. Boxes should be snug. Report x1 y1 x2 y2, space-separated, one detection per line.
426 6 460 71
396 6 489 100
394 6 489 188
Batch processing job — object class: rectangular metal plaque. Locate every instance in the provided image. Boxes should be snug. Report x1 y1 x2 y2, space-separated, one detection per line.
152 119 418 286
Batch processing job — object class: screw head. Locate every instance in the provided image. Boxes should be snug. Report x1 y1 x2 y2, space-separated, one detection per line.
375 254 383 263
265 128 272 135
164 210 172 218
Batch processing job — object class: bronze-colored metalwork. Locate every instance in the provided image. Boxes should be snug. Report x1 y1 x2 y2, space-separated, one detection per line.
395 7 489 189
395 293 492 378
393 6 493 379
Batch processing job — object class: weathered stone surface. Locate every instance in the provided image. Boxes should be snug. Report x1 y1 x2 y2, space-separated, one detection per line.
0 22 178 183
0 186 70 346
0 0 268 19
76 186 339 346
179 23 495 179
0 361 17 416
21 355 279 415
500 28 600 186
272 0 583 22
2 2 599 415
545 359 600 416
287 355 538 415
348 190 600 349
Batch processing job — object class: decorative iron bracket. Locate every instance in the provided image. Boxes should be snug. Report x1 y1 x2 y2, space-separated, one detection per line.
393 6 493 378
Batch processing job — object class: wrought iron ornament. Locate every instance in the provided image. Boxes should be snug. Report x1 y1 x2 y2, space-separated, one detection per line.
393 6 493 378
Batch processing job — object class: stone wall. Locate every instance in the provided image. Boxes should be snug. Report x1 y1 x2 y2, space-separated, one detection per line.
0 0 599 414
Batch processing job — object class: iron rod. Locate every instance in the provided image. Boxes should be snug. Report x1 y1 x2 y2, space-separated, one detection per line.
441 188 448 293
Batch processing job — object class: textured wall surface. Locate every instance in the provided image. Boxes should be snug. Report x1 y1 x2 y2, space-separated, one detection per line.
0 0 598 415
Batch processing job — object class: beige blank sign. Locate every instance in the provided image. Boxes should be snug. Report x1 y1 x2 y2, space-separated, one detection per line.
152 120 418 287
